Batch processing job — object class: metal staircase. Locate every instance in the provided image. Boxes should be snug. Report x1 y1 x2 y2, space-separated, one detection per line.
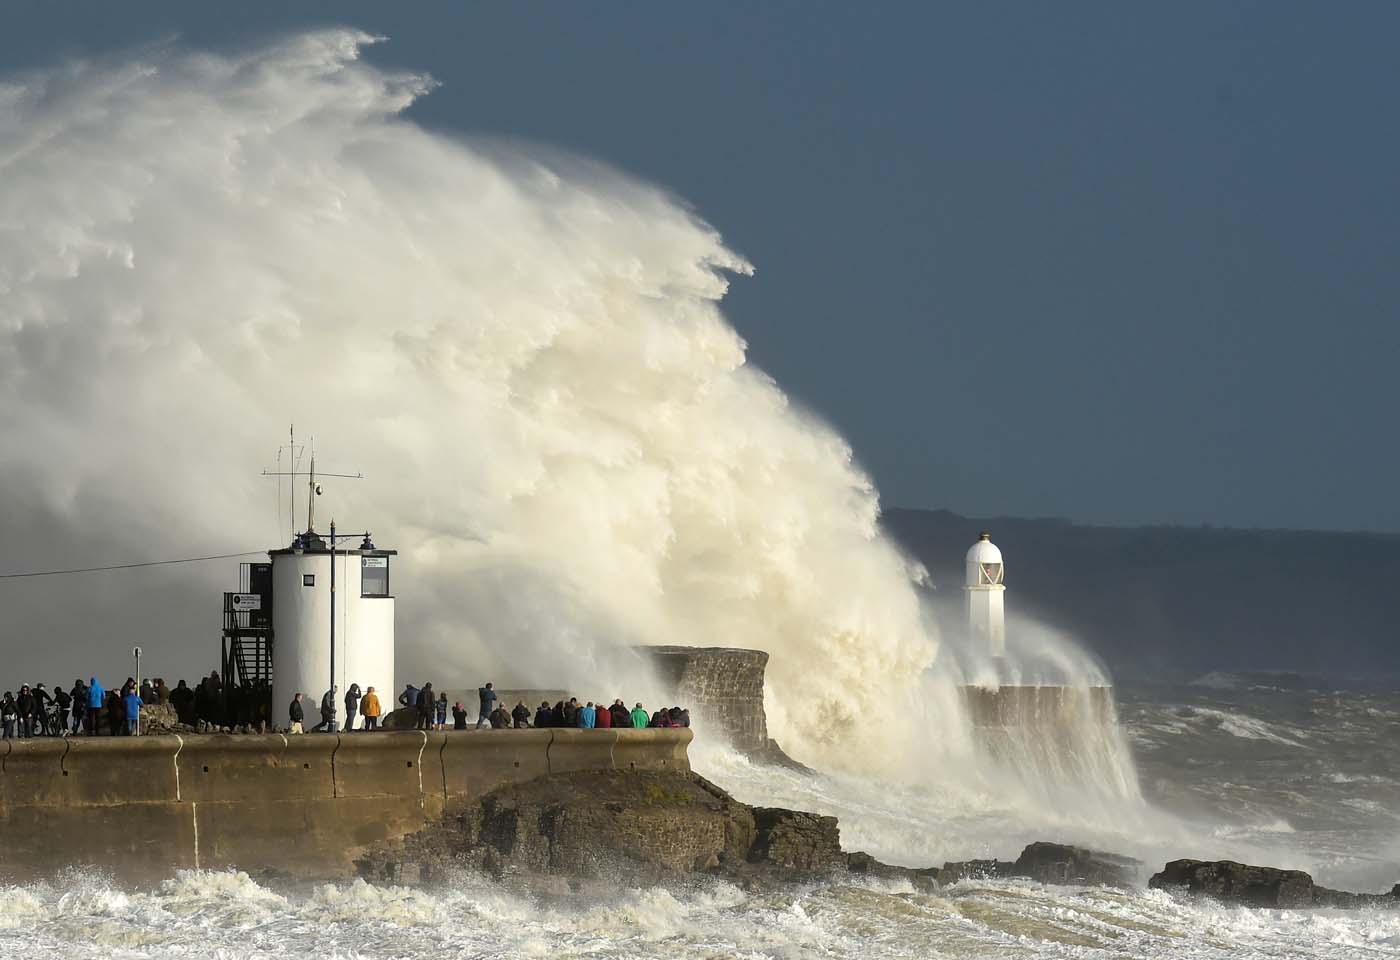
220 562 273 692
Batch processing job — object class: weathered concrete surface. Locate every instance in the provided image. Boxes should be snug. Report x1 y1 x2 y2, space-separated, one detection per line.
0 728 690 883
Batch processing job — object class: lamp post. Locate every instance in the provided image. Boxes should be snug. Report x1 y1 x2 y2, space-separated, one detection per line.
132 645 142 736
327 521 375 734
329 520 335 731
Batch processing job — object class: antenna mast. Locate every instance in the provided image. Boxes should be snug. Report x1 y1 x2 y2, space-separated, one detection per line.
262 430 363 538
307 452 317 534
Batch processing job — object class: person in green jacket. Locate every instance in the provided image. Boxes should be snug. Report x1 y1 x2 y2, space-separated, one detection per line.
630 702 650 728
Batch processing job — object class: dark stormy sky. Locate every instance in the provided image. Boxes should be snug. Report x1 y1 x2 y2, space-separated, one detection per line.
7 1 1398 532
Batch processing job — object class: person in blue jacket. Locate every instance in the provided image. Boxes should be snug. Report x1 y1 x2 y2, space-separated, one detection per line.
577 701 597 729
123 687 142 735
477 682 497 729
87 677 105 735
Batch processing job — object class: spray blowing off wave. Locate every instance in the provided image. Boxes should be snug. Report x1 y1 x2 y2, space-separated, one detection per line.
0 30 944 770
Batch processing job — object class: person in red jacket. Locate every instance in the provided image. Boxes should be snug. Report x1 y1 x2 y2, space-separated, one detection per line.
595 699 612 728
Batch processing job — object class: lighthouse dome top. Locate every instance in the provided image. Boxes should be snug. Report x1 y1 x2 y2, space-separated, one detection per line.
965 532 1004 586
966 532 1002 565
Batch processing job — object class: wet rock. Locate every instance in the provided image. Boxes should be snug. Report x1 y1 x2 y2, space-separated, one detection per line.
937 859 1017 884
357 770 761 888
744 739 815 774
381 707 422 730
355 770 919 892
845 851 939 890
1152 860 1400 909
1014 842 1141 888
747 807 843 872
1150 859 1316 907
1310 886 1393 909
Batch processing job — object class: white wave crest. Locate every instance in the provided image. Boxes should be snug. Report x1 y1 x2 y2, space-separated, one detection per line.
0 29 936 770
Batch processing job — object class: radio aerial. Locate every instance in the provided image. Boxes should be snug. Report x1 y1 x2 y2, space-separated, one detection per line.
261 427 362 537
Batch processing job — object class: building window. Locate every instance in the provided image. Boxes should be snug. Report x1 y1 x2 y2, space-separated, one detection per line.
303 574 315 587
362 556 389 597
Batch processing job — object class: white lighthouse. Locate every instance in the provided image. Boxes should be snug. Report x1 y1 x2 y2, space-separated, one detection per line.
268 524 396 729
964 531 1006 658
218 437 398 730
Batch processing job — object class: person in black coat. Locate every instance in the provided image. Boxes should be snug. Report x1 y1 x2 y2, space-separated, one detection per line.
312 687 337 732
415 683 434 731
16 685 36 739
33 684 53 736
106 689 123 736
69 680 87 735
511 701 531 728
344 684 361 732
53 684 72 734
170 680 195 726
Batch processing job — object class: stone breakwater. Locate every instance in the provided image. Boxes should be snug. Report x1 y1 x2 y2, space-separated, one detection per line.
0 728 690 883
642 646 770 750
639 646 806 767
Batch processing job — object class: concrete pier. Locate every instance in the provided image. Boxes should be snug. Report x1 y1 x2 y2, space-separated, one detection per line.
0 728 690 882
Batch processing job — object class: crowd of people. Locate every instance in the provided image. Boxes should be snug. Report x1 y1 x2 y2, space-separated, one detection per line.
1 670 693 739
0 675 199 739
291 681 691 735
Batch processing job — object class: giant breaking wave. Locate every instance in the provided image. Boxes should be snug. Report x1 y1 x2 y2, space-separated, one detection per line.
0 30 946 770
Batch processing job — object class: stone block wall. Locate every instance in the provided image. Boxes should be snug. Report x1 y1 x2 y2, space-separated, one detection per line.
640 646 770 751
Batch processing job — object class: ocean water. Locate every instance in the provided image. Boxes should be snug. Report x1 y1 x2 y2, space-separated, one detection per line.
1 680 1395 958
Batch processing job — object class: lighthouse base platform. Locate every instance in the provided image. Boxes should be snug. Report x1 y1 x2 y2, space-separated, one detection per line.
956 684 1135 793
959 684 1116 728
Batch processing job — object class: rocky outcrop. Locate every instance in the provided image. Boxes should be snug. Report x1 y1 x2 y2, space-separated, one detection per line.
748 807 843 871
934 844 1139 888
354 767 1156 897
1013 842 1141 888
356 769 921 892
354 769 1396 908
1150 859 1400 909
845 851 941 887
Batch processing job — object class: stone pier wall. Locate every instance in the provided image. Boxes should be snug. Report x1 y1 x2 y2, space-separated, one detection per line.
0 728 690 883
959 685 1116 727
640 646 770 751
